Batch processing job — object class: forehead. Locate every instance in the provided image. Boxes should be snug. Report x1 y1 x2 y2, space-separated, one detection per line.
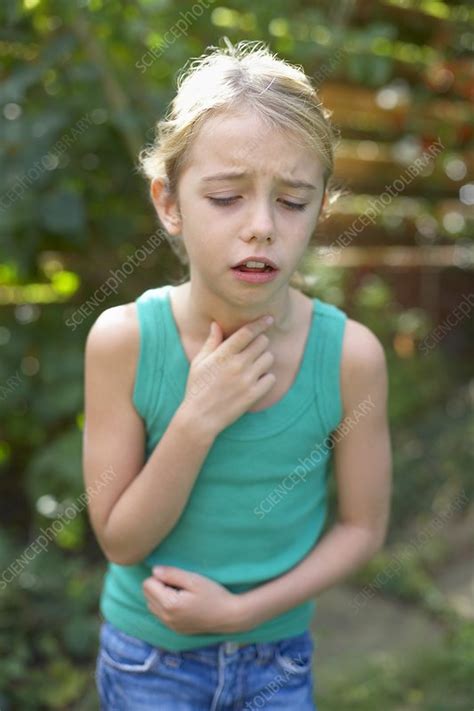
183 110 325 185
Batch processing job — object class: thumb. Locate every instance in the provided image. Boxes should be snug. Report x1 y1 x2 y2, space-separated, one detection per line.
152 566 194 590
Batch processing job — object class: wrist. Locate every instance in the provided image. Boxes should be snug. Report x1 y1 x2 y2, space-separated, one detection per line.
227 592 256 633
174 404 217 446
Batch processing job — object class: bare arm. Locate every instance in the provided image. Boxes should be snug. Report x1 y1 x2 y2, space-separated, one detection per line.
82 304 215 566
83 305 275 567
103 409 214 566
231 319 392 630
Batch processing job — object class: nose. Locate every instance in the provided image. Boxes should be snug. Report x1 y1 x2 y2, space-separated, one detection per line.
242 200 275 243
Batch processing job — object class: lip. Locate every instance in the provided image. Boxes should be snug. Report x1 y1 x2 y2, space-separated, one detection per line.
231 256 279 269
230 267 280 284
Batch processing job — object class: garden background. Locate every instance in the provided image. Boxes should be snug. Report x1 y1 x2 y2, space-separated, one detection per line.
0 0 473 708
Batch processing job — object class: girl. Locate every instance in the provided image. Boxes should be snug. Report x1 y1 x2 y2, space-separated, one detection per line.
83 39 392 710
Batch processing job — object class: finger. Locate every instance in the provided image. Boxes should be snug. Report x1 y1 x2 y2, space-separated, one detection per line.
145 595 168 622
196 321 223 359
240 332 271 362
143 577 177 606
144 575 171 595
152 566 195 590
218 315 274 358
144 593 161 615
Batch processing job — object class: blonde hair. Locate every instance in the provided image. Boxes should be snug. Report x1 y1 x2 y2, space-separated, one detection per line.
138 38 342 286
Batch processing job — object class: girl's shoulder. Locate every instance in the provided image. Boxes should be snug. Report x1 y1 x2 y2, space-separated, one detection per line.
308 293 386 385
310 290 384 364
85 301 140 383
339 316 388 412
341 317 385 365
87 301 139 344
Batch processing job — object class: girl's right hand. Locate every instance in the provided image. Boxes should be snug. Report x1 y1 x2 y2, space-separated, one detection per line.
180 315 276 437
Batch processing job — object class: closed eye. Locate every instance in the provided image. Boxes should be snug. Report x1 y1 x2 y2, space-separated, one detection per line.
207 197 307 211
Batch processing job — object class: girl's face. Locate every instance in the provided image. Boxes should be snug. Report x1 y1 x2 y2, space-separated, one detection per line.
154 109 327 300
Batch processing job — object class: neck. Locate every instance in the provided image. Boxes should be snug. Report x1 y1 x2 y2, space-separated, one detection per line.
182 277 296 342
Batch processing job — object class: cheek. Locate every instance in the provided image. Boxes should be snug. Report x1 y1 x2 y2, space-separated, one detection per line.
183 232 222 264
288 227 316 258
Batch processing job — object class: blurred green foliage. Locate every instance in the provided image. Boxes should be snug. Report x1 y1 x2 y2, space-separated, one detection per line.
0 0 472 708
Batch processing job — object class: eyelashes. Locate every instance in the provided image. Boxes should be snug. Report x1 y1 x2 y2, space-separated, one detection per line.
207 197 308 211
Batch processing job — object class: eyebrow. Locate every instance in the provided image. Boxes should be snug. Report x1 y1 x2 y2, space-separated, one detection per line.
200 171 318 190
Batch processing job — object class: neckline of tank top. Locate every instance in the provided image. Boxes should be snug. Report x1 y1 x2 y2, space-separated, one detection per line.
160 284 321 428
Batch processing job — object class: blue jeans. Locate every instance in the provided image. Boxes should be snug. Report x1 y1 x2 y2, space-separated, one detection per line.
96 620 317 710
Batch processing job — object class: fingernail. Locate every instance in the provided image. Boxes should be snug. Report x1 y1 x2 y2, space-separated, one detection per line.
153 566 164 575
264 315 274 324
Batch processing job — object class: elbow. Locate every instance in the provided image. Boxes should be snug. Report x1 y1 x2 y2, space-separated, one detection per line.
102 544 143 566
375 515 390 552
343 521 387 557
101 533 146 565
98 516 168 566
99 517 144 566
100 530 161 566
104 550 132 566
370 526 388 556
98 531 143 566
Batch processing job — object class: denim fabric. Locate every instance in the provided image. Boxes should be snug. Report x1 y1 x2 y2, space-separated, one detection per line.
95 620 317 710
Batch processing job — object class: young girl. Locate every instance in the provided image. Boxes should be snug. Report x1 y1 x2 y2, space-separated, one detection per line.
83 39 392 710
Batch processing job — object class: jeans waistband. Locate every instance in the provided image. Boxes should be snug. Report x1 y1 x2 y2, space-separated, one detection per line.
101 620 312 665
180 630 313 664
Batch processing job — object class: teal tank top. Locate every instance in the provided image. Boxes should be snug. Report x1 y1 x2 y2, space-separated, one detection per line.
99 283 348 651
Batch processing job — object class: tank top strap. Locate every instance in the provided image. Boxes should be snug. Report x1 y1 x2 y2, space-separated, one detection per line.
132 286 168 420
313 297 348 435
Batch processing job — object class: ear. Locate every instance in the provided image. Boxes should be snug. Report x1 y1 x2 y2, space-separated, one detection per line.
321 189 329 213
316 189 330 223
150 178 182 235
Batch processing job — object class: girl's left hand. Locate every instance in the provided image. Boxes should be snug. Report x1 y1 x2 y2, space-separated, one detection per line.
142 566 241 635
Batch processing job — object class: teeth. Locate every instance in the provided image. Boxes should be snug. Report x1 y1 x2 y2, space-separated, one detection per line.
243 260 266 268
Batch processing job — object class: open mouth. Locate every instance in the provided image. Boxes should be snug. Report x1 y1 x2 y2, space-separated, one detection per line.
232 265 276 273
